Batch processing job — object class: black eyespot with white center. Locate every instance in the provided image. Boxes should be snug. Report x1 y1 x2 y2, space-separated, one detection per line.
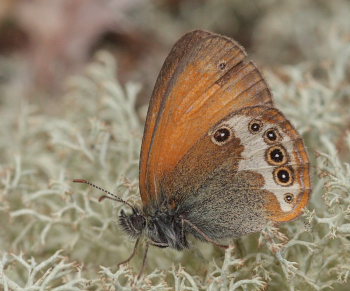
211 126 232 145
251 123 260 132
278 170 290 183
273 166 294 186
263 128 282 144
284 193 294 204
219 62 226 70
248 119 263 134
271 149 283 162
266 145 288 166
267 130 277 141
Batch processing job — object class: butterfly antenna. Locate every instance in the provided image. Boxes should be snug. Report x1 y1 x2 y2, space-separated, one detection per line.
72 179 135 210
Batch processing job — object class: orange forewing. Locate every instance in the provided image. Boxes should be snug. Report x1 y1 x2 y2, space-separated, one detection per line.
140 30 273 205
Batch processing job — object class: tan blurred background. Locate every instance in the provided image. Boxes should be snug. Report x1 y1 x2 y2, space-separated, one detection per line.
0 0 349 106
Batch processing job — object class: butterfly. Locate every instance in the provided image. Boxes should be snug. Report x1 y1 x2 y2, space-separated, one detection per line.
74 30 311 276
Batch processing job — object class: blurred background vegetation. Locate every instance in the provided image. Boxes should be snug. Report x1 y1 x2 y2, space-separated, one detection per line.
1 0 349 105
1 0 350 290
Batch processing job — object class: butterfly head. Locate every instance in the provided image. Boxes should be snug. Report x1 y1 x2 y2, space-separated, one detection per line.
119 208 146 239
119 205 189 250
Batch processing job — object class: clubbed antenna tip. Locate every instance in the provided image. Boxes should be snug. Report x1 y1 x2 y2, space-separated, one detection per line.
73 179 87 184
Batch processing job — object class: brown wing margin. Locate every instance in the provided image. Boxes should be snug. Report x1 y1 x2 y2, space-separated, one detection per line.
139 30 273 206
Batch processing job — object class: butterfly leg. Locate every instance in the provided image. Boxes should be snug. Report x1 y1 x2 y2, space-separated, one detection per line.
117 238 140 267
180 217 228 249
181 218 185 242
137 242 149 279
149 241 168 248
